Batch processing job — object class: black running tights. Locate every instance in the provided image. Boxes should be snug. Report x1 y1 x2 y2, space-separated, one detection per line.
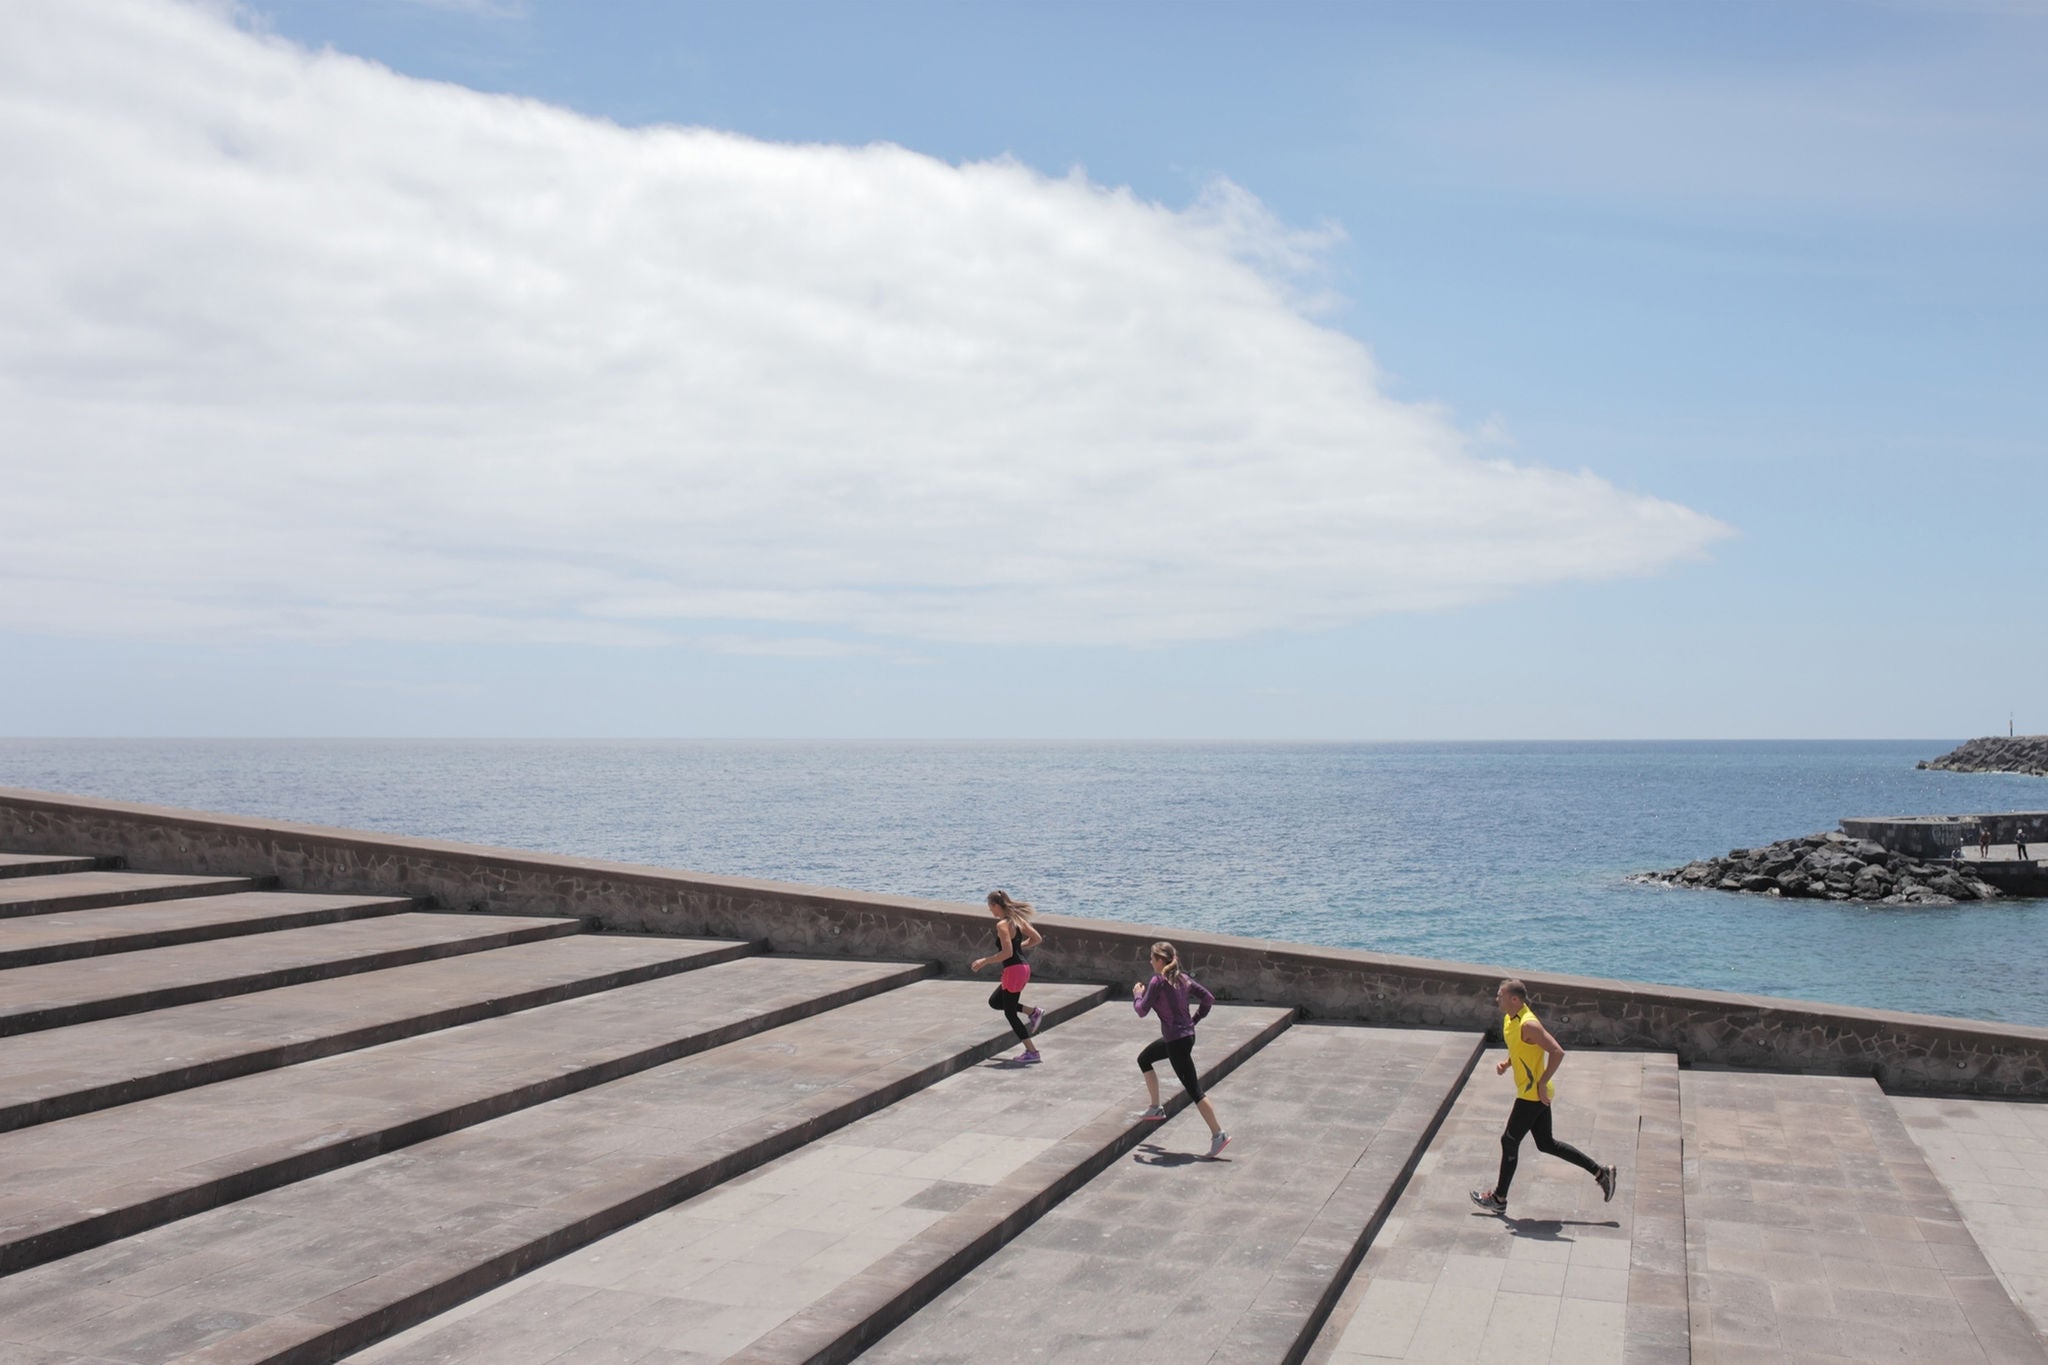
1137 1035 1203 1102
1495 1097 1599 1198
987 985 1030 1044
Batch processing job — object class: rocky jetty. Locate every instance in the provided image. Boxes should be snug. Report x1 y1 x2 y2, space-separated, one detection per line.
1634 830 2000 905
1919 736 2048 777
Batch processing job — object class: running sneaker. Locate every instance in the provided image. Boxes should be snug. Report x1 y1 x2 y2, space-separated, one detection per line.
1597 1165 1618 1203
1019 1048 1042 1064
1469 1189 1507 1214
1206 1131 1231 1158
1138 1104 1168 1121
1026 1006 1043 1036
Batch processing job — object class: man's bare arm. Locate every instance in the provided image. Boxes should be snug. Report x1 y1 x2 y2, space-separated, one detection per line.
1520 1017 1566 1103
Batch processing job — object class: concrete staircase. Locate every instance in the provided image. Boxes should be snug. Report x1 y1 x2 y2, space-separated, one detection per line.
0 850 2040 1364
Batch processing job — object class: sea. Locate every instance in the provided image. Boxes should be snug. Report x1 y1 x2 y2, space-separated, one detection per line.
3 738 2044 1027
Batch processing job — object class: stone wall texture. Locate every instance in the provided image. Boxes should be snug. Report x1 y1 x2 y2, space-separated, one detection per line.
1842 813 2048 857
2 786 2043 1098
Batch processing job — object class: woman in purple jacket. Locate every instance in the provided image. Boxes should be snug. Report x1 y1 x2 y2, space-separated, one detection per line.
1133 941 1229 1157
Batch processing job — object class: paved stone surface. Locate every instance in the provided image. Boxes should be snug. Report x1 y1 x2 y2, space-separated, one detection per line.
1894 1093 2048 1352
347 1000 1293 1365
0 933 748 1132
1961 844 2044 863
0 979 1105 1365
0 954 929 1274
1309 1050 1655 1365
865 1024 1480 1365
1683 1070 2046 1364
0 870 254 918
0 890 412 969
0 852 102 878
0 911 577 1037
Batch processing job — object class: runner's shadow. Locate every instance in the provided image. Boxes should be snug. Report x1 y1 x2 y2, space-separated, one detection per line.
1486 1216 1620 1241
1132 1143 1225 1167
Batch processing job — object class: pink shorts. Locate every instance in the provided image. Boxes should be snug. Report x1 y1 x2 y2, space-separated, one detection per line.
999 963 1031 994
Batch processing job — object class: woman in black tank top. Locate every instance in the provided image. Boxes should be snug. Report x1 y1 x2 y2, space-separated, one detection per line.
970 889 1044 1061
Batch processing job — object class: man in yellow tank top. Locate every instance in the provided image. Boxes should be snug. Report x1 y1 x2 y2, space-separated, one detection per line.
1470 978 1617 1214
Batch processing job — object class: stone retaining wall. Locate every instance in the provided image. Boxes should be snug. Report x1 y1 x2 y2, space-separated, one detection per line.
2 786 2043 1098
1842 813 2048 858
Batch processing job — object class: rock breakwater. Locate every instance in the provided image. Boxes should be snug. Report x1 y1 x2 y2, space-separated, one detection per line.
1634 830 2000 905
1919 736 2048 777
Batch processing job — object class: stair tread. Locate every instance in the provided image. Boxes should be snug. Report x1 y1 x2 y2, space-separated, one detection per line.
0 853 103 879
0 912 574 1035
0 979 1105 1365
0 955 929 1273
349 1000 1294 1365
0 870 254 916
864 1023 1481 1364
1684 1070 2046 1364
0 890 412 968
1308 1049 1677 1365
1892 1092 2048 1353
0 933 747 1130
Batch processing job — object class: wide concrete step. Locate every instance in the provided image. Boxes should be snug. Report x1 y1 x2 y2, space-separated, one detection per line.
864 1023 1482 1364
0 869 258 918
1892 1092 2048 1354
0 853 112 879
0 954 935 1274
0 932 753 1132
0 911 578 1037
0 890 414 970
0 979 1107 1365
350 999 1298 1365
1308 1050 1682 1365
1683 1070 2046 1364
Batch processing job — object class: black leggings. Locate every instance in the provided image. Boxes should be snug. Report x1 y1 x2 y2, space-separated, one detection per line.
1137 1036 1203 1102
987 986 1030 1044
1495 1097 1599 1198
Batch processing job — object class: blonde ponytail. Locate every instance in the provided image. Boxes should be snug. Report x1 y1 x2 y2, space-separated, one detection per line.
1150 940 1185 987
988 889 1035 931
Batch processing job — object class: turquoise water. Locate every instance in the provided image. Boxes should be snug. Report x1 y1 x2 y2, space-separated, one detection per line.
3 739 2044 1025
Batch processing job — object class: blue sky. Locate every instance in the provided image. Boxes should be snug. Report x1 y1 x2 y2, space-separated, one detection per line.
2 0 2042 739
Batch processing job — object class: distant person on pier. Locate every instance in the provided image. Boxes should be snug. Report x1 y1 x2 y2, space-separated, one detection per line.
1980 825 1992 860
2020 832 2031 862
1470 978 1617 1215
971 890 1044 1063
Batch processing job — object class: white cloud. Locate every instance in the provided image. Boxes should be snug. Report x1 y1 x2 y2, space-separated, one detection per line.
0 0 1730 652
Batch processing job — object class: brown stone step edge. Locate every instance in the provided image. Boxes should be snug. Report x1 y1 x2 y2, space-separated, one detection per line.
0 956 940 1276
176 984 1115 1365
0 869 266 918
0 913 581 1038
724 1005 1301 1365
0 892 418 971
0 934 758 1133
0 853 118 879
1625 1055 1689 1365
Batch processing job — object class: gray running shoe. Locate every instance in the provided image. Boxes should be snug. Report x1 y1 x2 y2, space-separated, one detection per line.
1138 1104 1168 1121
1597 1165 1618 1202
1207 1130 1231 1158
1470 1188 1507 1214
